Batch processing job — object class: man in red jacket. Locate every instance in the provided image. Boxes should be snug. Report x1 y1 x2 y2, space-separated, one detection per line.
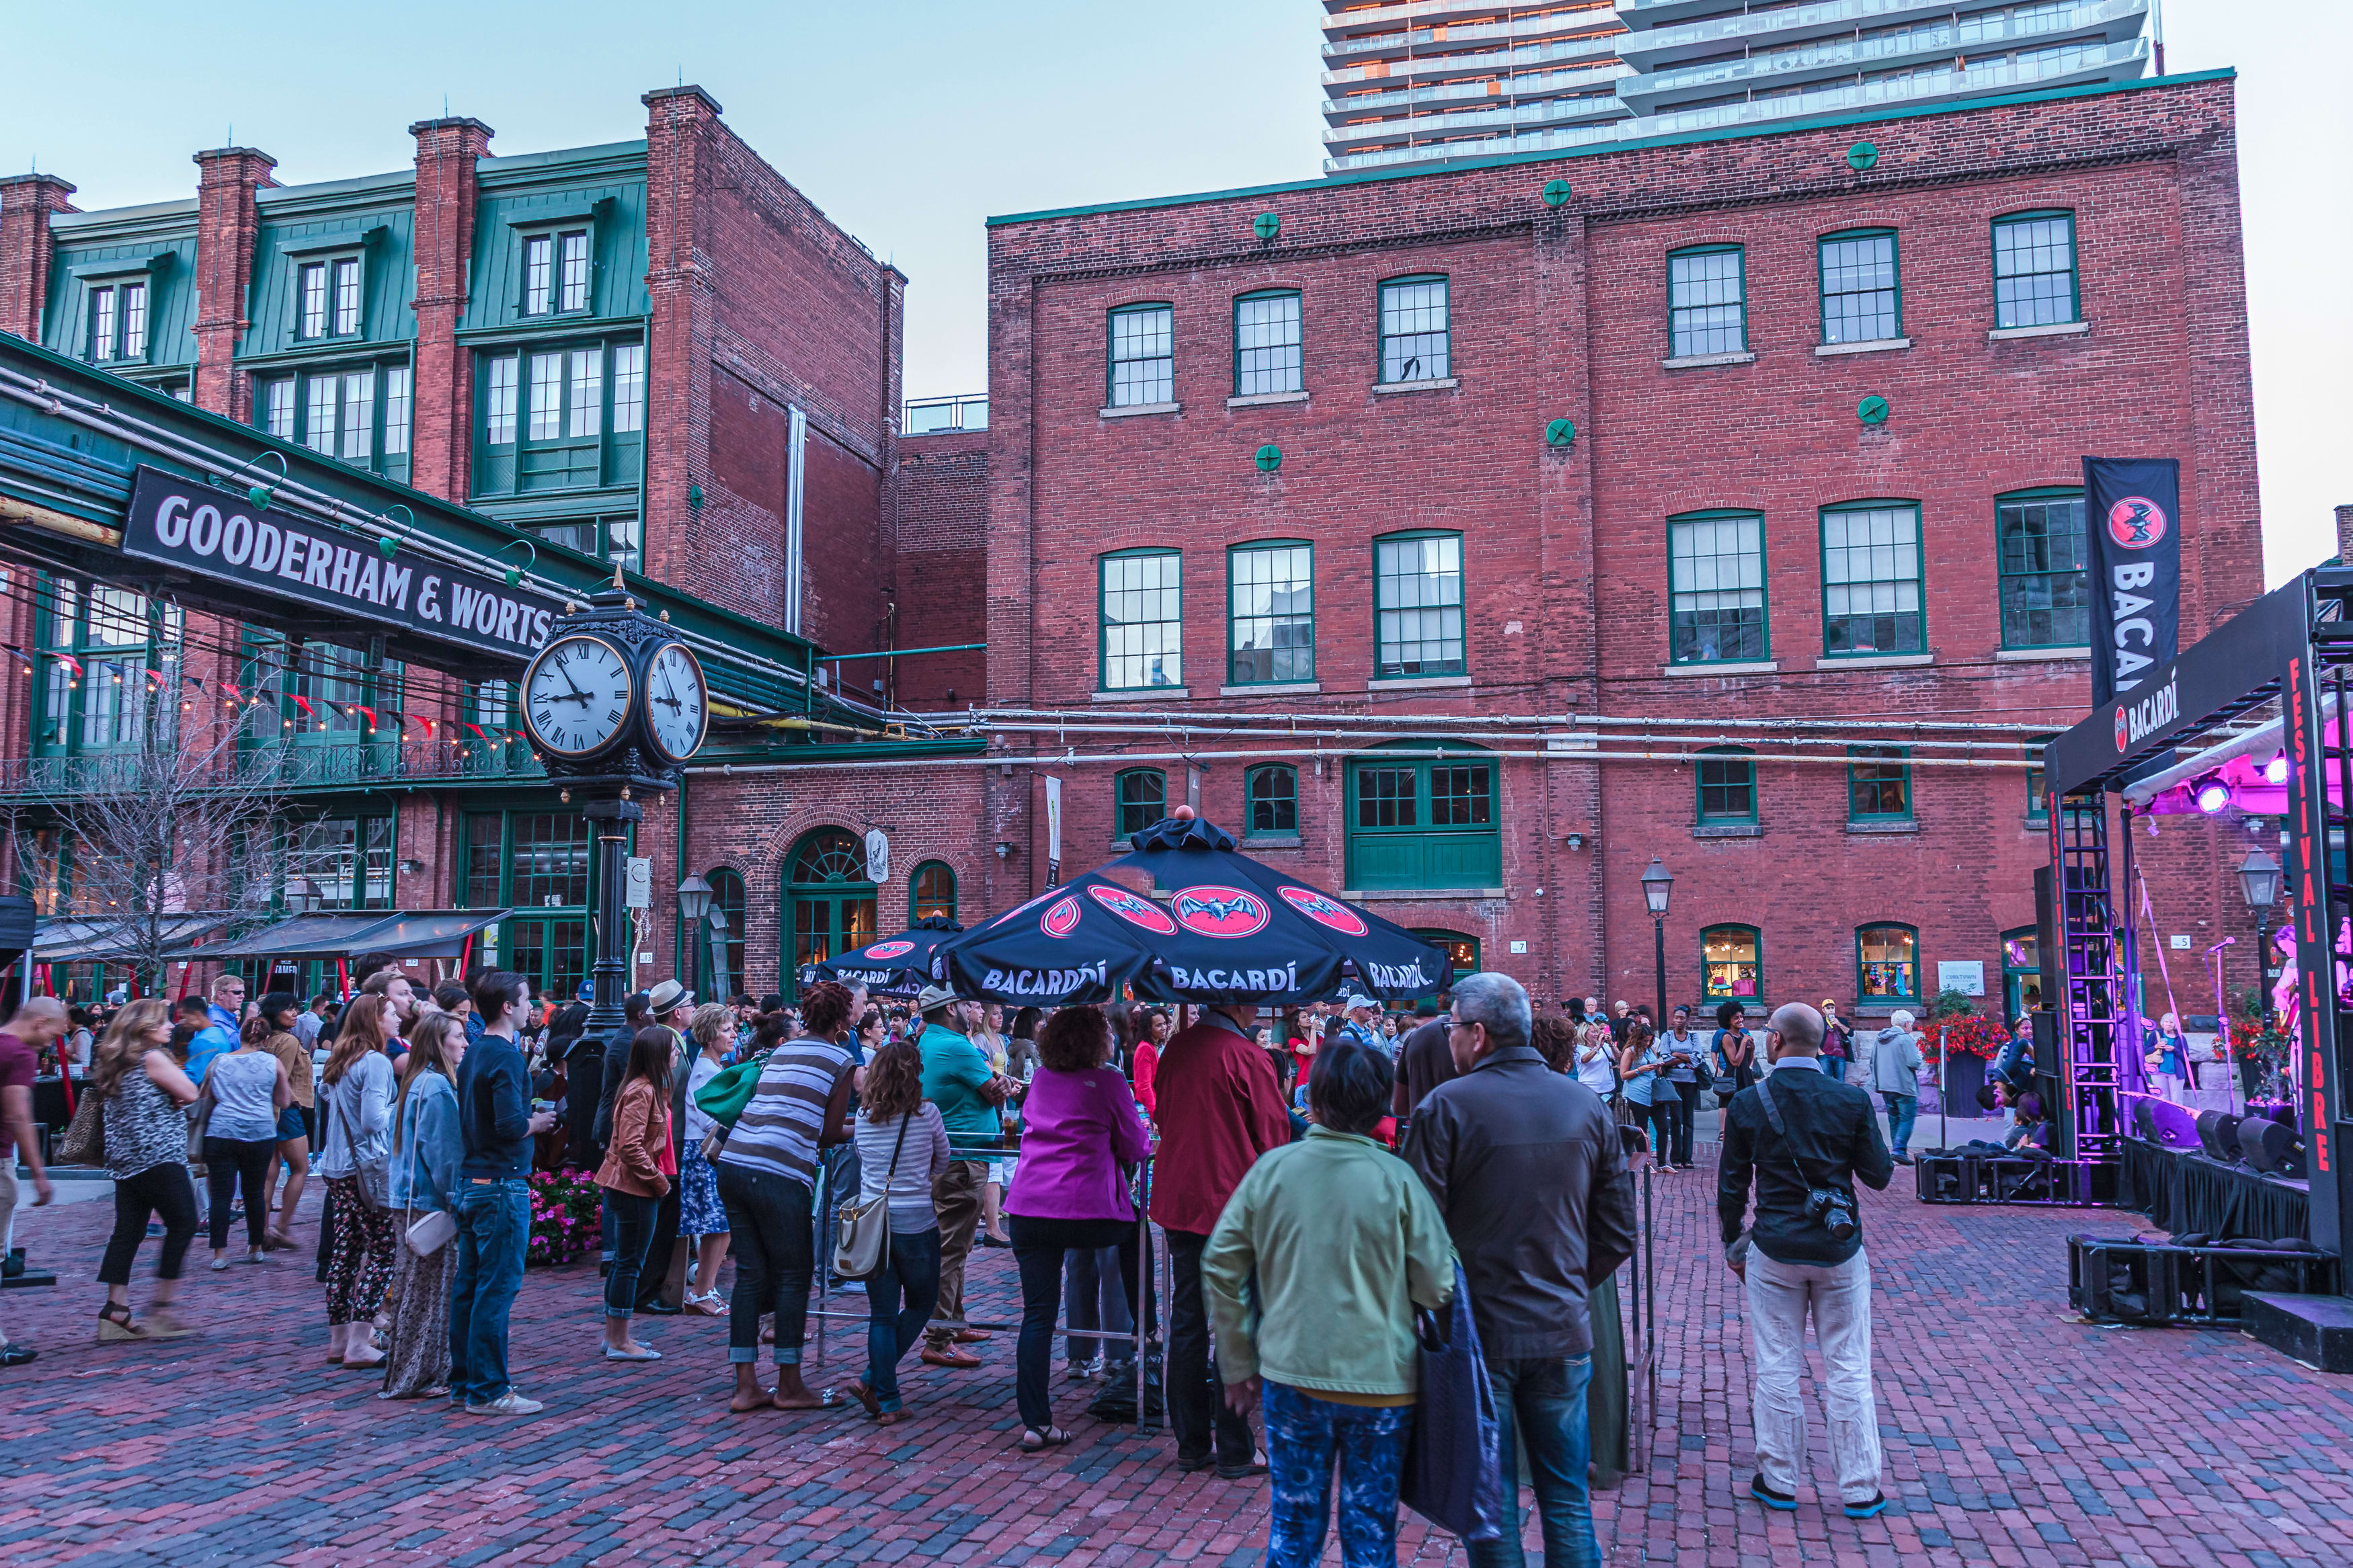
1150 1001 1293 1477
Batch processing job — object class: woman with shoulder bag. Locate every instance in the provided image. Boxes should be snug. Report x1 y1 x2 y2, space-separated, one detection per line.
317 996 399 1369
381 1014 465 1399
835 1038 949 1422
200 1015 292 1270
681 1005 738 1315
1712 1001 1757 1106
90 1001 202 1342
595 1026 676 1362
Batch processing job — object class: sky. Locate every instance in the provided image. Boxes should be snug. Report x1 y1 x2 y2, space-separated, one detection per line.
3 0 2345 583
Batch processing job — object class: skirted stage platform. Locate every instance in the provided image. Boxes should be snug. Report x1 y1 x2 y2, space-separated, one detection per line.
2119 1136 2309 1242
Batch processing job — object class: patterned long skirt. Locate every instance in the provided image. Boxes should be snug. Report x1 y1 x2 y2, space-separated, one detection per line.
378 1218 456 1399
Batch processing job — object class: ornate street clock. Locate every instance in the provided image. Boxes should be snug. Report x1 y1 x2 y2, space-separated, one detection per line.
518 586 707 789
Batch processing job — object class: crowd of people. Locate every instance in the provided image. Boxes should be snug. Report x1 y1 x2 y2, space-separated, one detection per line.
0 964 1919 1564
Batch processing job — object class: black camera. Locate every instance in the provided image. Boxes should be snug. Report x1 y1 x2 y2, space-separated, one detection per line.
1805 1186 1858 1241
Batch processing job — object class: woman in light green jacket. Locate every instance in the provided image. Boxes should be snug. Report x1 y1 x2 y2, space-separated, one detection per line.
1204 1038 1455 1568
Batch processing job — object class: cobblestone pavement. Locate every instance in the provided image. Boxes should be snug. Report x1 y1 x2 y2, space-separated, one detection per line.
0 1155 2346 1568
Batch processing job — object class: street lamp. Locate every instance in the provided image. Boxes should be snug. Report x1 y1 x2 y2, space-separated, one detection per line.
2237 849 2281 1024
1640 858 1673 1027
678 872 714 1001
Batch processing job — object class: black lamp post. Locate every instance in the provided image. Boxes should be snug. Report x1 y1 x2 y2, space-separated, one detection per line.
1641 857 1673 1027
2237 848 2282 1024
678 872 714 1002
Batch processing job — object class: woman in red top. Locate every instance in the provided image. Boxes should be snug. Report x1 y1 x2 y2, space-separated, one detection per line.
1132 1007 1171 1116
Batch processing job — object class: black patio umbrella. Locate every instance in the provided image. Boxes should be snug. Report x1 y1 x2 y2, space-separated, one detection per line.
800 913 964 997
929 812 1453 1006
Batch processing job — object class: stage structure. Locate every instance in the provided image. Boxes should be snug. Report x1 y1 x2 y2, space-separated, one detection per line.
2045 567 2353 1366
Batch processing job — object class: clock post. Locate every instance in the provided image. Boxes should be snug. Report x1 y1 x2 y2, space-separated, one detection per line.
519 579 711 1045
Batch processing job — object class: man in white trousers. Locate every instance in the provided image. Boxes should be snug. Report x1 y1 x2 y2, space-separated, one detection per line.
1718 1001 1895 1519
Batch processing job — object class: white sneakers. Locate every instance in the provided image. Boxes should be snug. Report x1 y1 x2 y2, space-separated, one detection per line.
465 1390 545 1416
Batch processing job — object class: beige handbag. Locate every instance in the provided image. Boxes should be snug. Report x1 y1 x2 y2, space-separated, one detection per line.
831 1113 908 1282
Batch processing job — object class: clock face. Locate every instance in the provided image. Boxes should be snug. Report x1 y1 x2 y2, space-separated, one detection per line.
523 635 634 758
645 642 709 762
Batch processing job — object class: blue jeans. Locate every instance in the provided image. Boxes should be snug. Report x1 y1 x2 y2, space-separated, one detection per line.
1263 1380 1412 1568
604 1190 660 1320
1823 1056 1847 1083
1467 1353 1596 1568
1882 1092 1918 1157
448 1178 530 1405
865 1227 943 1412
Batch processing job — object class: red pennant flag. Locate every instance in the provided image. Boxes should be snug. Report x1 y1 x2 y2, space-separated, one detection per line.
463 721 487 739
289 694 315 716
53 654 82 678
357 706 378 727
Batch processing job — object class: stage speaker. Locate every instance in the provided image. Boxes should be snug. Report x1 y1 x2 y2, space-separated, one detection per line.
2141 1098 2201 1149
2196 1111 2246 1161
2240 1116 2307 1178
2248 1100 2298 1132
2131 1099 2155 1141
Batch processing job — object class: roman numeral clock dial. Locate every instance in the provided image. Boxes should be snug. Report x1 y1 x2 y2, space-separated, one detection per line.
523 634 634 759
645 642 709 763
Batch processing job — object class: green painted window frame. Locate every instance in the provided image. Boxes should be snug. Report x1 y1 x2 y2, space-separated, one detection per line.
458 809 593 1004
292 253 367 344
471 337 646 498
32 575 168 759
1244 763 1299 837
1345 742 1500 892
1414 928 1480 979
1696 746 1757 825
1115 768 1167 838
1995 487 2090 651
1818 228 1901 345
1099 548 1184 692
1667 244 1746 356
1373 529 1466 679
517 226 596 320
1856 921 1922 1005
1667 509 1768 665
1228 539 1314 686
1847 745 1913 822
1819 499 1925 657
1701 923 1763 1005
2001 925 2042 1018
707 866 748 999
1376 274 1450 383
1107 302 1175 407
783 828 879 997
910 860 957 924
1234 290 1303 397
253 359 414 482
84 277 149 365
1992 209 2080 329
2024 735 2052 822
282 812 397 912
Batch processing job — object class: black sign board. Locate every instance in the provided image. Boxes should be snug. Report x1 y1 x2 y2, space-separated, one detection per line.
116 466 564 669
2083 456 2186 708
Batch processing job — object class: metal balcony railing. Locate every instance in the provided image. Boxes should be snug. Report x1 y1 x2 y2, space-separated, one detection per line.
0 739 545 799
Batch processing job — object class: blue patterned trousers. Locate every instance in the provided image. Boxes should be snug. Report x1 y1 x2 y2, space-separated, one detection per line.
1262 1380 1412 1568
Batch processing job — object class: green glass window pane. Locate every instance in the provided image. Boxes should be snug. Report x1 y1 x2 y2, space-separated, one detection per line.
1669 250 1745 356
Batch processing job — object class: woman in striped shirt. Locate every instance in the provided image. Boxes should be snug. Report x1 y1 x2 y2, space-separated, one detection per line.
715 981 857 1414
837 1039 950 1422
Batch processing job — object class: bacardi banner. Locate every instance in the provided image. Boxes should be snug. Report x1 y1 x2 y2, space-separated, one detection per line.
2082 456 2184 708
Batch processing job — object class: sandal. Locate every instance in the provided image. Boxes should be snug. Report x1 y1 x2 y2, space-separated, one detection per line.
836 1379 882 1419
1019 1426 1074 1452
97 1303 145 1343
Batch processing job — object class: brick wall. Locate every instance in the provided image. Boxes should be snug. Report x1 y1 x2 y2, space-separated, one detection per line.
0 173 77 343
980 75 2266 1014
890 429 990 709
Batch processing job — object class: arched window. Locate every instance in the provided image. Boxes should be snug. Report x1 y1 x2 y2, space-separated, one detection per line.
1696 746 1756 825
1702 925 1762 1003
707 868 746 1000
910 861 957 923
1115 768 1166 838
1857 923 1920 1004
1413 928 1480 981
1348 740 1499 892
1246 764 1298 837
784 829 876 993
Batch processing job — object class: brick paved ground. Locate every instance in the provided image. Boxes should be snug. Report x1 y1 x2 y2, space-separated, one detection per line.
0 1153 2346 1568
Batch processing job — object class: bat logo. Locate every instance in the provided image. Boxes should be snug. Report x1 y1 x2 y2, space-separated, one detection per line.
2114 706 2130 753
1171 884 1271 939
2106 495 2168 550
1087 884 1177 935
863 940 916 960
1279 884 1369 937
1041 897 1081 938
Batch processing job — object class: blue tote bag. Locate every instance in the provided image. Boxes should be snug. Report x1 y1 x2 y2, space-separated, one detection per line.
1400 1261 1506 1543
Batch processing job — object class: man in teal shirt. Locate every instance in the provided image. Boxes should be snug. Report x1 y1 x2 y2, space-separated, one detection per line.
914 985 1002 1368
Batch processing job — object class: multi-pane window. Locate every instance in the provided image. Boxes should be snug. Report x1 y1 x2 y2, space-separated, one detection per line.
264 366 407 474
305 378 338 456
383 368 412 458
558 231 590 313
1374 532 1464 678
1848 745 1912 821
35 581 161 757
1347 747 1501 891
121 282 147 359
2026 735 2053 821
524 235 555 317
1821 502 1923 655
1431 765 1491 826
511 813 592 907
90 287 117 361
1668 511 1766 663
910 862 957 923
1669 247 1746 356
264 378 296 440
1356 766 1417 828
1234 292 1302 396
528 352 565 441
1993 210 2079 328
709 868 748 998
1857 923 1919 1002
567 349 602 438
1697 747 1757 824
463 813 505 908
333 257 361 336
286 817 393 911
1100 550 1183 690
1702 925 1762 1002
1246 764 1298 836
1115 768 1166 837
1378 276 1449 382
612 344 646 432
476 341 643 495
1996 491 2089 649
485 356 519 446
340 372 374 463
299 262 329 338
89 282 149 364
1229 542 1314 685
1820 230 1899 343
1109 304 1174 407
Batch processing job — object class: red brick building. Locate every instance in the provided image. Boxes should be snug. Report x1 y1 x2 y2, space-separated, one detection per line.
977 69 2268 1021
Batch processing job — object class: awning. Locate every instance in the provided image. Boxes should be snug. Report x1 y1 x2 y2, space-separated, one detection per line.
169 909 510 962
34 912 231 964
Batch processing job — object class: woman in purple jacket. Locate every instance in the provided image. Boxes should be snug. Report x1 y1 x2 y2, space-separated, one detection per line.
1006 1003 1153 1451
